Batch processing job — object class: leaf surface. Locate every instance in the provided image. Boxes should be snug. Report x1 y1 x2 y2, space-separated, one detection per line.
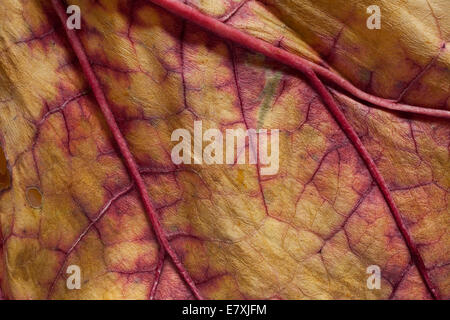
0 0 448 299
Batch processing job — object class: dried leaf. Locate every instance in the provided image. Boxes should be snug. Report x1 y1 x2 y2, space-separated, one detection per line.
0 0 448 300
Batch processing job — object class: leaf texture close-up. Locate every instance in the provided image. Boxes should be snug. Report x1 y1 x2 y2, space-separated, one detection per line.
0 0 449 300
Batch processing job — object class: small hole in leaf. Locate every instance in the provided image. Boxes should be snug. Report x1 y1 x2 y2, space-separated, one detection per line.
26 187 42 209
0 145 11 192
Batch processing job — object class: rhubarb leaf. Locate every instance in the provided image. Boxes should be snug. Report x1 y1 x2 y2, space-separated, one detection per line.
0 0 448 300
